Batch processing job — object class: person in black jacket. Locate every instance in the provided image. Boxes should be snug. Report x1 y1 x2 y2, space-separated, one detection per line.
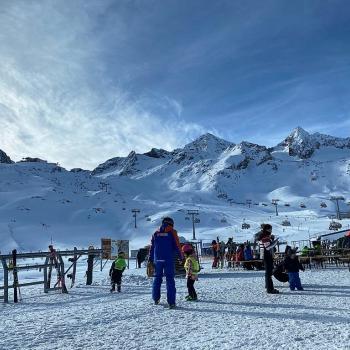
258 224 279 294
284 249 304 291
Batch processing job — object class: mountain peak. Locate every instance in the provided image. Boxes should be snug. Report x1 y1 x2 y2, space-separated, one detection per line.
184 133 233 153
0 149 13 164
289 126 310 141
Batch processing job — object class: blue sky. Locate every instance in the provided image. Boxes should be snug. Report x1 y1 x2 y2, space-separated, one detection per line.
1 0 350 169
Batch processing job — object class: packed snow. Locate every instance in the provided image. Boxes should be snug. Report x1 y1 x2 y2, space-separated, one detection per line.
0 262 349 350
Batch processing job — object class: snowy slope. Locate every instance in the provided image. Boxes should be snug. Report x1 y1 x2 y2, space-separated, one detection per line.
0 127 350 252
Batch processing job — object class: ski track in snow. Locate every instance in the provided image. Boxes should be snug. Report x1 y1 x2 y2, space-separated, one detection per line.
1 264 350 350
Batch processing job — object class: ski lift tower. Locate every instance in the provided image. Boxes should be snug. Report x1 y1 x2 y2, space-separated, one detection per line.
271 199 280 216
246 199 252 208
131 209 140 228
187 209 199 240
330 196 345 220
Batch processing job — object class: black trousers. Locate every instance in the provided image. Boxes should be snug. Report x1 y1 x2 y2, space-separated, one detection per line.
264 255 274 292
187 277 197 299
111 270 123 289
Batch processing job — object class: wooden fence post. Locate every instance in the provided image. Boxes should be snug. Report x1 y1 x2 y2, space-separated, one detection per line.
86 246 94 285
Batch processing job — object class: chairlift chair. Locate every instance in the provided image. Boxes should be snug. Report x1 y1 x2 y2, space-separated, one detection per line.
282 219 291 226
329 221 342 230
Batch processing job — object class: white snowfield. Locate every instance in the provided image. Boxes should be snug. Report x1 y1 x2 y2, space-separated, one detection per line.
1 127 350 253
1 263 349 350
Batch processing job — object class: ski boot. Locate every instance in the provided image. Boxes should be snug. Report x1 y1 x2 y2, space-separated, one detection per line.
117 284 121 293
168 304 176 309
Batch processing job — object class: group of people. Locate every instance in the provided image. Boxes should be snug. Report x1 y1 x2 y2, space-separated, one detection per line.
108 219 304 308
211 238 255 269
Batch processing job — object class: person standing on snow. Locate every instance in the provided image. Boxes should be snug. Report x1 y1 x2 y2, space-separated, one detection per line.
211 240 219 268
258 224 279 294
183 243 200 301
109 251 127 292
148 217 183 308
218 241 226 268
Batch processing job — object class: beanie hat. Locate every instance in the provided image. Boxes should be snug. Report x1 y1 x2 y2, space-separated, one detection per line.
162 217 174 227
182 243 193 254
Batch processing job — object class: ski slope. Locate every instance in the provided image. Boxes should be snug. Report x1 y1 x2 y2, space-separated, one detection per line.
0 127 350 253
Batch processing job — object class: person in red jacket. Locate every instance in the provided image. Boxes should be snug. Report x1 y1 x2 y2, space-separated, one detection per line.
211 240 219 268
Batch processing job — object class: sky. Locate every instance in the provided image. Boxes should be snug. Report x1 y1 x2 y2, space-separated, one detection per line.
1 0 350 169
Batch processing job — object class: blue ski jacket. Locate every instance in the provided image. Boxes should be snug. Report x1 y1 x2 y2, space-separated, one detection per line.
149 224 183 263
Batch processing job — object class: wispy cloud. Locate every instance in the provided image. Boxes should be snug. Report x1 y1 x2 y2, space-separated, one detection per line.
1 0 349 169
0 1 207 169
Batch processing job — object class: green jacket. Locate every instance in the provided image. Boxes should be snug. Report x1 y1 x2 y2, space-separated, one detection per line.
110 258 127 273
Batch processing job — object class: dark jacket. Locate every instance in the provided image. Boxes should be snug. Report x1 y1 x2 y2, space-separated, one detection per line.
284 256 304 273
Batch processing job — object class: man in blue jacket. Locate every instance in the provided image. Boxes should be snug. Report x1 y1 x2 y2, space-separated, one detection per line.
149 217 183 308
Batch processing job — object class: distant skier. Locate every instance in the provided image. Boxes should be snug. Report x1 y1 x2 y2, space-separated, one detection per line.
284 249 304 291
258 224 279 294
243 243 254 270
148 217 183 308
236 244 245 265
218 241 226 268
182 244 200 301
226 238 235 268
211 240 219 268
109 251 127 292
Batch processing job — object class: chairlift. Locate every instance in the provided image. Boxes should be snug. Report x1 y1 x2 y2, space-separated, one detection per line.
146 217 151 221
284 203 290 207
300 203 306 208
320 202 327 208
185 216 190 221
329 221 342 231
194 218 200 223
242 223 250 229
282 219 291 227
220 218 227 223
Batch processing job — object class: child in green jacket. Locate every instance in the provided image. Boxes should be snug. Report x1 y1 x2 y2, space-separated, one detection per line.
109 251 127 292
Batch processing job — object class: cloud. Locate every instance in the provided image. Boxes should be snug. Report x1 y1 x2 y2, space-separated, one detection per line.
0 0 207 169
1 0 349 170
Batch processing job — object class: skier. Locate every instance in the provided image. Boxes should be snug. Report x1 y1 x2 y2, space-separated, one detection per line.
243 243 254 270
182 244 200 301
109 251 127 292
284 249 304 291
218 241 226 268
258 224 279 294
226 238 235 268
211 240 219 268
236 244 245 265
148 217 183 308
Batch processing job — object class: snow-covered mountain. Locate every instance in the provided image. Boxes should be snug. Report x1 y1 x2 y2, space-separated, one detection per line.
1 127 350 252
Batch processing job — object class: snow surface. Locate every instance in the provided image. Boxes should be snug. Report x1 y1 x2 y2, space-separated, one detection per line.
1 262 349 350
